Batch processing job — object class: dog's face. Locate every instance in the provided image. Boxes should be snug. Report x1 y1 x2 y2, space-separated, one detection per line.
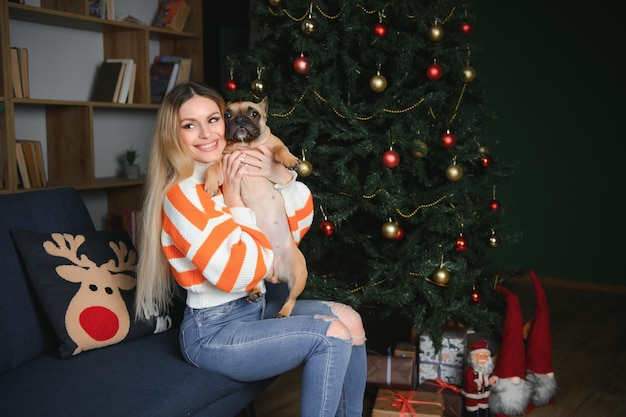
224 97 268 143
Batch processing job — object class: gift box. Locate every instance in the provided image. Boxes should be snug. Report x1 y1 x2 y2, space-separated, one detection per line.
372 389 444 417
367 354 417 390
419 379 463 417
418 329 467 385
394 342 417 360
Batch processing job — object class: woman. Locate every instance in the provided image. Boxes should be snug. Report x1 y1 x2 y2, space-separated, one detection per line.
135 81 366 417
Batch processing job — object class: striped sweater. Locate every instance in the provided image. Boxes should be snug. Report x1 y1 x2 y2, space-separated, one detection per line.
162 162 314 308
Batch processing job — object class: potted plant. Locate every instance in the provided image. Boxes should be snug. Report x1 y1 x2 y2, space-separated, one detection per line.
123 148 140 180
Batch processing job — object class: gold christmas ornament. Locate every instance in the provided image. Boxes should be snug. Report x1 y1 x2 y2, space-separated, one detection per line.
301 18 316 35
462 65 476 82
411 140 428 158
489 230 500 248
370 72 387 93
251 78 265 95
296 160 313 177
268 0 281 7
446 163 463 181
428 23 444 41
431 267 450 285
381 219 399 239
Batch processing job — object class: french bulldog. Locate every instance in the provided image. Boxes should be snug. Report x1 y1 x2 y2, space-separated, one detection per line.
204 97 307 318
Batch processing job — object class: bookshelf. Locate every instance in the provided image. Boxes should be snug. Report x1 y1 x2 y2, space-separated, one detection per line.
0 0 203 213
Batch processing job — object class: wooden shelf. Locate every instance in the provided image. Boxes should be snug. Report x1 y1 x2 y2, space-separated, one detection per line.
0 0 204 208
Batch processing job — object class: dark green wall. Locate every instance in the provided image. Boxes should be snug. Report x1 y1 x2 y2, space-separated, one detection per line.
472 2 625 285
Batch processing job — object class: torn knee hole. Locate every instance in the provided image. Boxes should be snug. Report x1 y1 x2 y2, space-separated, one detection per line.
324 317 351 341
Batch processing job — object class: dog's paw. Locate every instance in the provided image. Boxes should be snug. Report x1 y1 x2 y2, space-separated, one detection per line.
283 157 301 170
247 291 263 303
203 183 220 197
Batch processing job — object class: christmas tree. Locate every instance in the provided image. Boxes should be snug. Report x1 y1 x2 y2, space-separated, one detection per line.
223 0 518 345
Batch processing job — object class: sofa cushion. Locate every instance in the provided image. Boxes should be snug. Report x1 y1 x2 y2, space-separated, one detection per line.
11 228 171 358
0 327 273 417
0 188 96 373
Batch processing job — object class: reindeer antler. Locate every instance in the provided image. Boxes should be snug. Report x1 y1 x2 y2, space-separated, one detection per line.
43 233 97 268
104 241 137 273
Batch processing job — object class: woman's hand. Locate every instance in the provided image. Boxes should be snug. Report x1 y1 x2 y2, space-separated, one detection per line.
220 150 247 207
240 145 293 186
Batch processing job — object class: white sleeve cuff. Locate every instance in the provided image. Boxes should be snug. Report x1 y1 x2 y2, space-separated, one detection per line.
273 170 298 190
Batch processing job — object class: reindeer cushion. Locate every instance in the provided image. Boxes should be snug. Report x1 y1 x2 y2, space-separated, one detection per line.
10 229 171 358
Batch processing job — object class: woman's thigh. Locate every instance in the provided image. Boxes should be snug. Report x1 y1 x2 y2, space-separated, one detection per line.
181 298 335 381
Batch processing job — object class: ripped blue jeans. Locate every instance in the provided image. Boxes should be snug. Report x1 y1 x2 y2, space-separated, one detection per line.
180 295 367 417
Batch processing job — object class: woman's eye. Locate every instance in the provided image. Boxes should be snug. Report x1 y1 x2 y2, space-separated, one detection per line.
182 122 195 129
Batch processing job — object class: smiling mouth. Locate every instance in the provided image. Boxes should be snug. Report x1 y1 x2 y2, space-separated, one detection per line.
198 141 217 151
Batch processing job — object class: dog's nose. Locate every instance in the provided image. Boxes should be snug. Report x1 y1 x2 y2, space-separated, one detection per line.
235 115 247 124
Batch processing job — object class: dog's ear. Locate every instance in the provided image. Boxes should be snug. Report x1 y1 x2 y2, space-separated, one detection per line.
259 96 268 113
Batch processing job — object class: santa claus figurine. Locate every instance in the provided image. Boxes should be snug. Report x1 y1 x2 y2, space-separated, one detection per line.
525 270 557 411
488 285 532 416
462 340 494 417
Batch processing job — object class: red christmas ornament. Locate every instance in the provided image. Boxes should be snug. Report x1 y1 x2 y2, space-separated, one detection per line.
426 62 443 80
470 286 482 303
225 79 237 91
489 199 501 211
441 130 456 148
382 149 400 168
394 226 405 241
460 21 473 35
373 22 387 37
294 55 311 74
455 232 468 252
480 154 492 168
319 220 336 237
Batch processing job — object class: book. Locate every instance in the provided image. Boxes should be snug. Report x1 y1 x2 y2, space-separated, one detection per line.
154 55 191 84
116 14 146 25
17 140 42 188
88 0 104 18
170 1 191 31
16 48 29 98
109 208 141 248
150 60 177 104
30 140 47 187
127 62 137 104
105 0 115 20
15 142 31 189
10 48 23 98
177 58 192 84
90 61 125 102
154 0 191 31
106 58 134 103
111 62 126 102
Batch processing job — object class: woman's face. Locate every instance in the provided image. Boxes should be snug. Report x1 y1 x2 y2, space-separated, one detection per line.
178 95 226 164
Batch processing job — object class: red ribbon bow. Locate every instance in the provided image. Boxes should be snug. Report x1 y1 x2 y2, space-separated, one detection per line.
431 377 462 394
387 391 444 417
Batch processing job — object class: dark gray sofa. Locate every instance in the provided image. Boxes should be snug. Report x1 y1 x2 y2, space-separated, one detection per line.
0 187 277 417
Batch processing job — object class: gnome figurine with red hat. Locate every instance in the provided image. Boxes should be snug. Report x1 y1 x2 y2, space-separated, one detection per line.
462 340 494 417
525 270 557 411
488 285 532 416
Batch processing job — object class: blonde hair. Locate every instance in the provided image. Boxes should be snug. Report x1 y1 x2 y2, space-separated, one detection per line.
135 82 225 319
